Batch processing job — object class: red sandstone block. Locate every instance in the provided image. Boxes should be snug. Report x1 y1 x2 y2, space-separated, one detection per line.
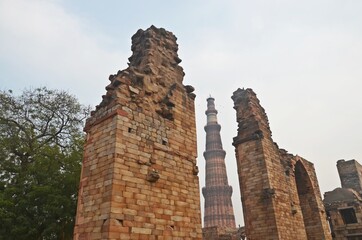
131 227 152 234
125 186 140 193
117 233 132 240
153 208 164 215
123 220 134 227
111 208 123 214
139 234 151 240
123 208 137 216
137 200 148 206
161 215 171 220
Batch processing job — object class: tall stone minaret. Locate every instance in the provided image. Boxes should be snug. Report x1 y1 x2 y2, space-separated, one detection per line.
202 97 236 228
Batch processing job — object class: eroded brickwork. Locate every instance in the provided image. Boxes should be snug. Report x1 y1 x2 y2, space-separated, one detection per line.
73 26 202 239
324 159 362 239
232 88 331 240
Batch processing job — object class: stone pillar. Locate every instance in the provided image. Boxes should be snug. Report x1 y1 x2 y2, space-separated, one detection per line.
202 97 236 228
232 88 331 240
73 26 202 239
337 159 362 193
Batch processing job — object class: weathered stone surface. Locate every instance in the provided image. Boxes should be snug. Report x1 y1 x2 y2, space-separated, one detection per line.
74 26 202 239
232 88 331 240
324 159 362 239
337 159 362 193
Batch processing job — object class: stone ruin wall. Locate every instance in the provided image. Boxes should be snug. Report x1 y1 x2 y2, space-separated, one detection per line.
72 25 337 240
337 159 362 193
324 160 362 239
232 88 331 240
73 26 202 240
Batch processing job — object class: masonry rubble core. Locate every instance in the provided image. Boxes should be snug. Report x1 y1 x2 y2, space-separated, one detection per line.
232 88 332 240
73 25 202 239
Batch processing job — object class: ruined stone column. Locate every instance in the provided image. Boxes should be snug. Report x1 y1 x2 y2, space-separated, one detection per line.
232 88 331 240
202 97 236 229
73 26 202 239
337 159 362 193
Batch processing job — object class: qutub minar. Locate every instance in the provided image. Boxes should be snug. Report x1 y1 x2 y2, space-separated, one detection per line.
202 97 236 228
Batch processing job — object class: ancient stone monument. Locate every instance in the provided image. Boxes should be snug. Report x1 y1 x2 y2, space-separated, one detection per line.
232 88 331 240
73 26 202 239
324 159 362 239
202 97 241 240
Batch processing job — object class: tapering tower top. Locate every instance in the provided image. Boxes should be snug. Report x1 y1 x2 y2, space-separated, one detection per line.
205 97 218 124
202 97 236 228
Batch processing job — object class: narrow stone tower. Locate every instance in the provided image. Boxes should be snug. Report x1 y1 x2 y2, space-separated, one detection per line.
232 88 331 240
73 26 202 239
337 159 362 193
202 97 236 229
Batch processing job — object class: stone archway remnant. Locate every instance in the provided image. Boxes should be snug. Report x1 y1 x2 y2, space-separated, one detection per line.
232 88 331 240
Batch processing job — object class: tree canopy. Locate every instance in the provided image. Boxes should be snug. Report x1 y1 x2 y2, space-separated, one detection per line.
0 87 89 240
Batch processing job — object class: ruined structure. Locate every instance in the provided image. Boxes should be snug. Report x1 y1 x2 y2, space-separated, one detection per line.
202 97 240 240
232 88 331 240
324 159 362 239
73 26 202 239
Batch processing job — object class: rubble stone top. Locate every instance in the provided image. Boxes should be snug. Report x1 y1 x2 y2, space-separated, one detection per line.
89 26 194 121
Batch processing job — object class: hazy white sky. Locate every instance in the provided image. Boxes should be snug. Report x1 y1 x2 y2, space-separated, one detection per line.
1 0 362 226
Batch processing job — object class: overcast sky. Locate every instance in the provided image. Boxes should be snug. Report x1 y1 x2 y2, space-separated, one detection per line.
1 0 362 226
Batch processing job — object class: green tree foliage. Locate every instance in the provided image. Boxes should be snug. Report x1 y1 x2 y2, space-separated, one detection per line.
0 88 89 240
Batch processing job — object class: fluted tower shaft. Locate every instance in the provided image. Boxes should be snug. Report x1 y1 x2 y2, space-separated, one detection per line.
202 97 236 228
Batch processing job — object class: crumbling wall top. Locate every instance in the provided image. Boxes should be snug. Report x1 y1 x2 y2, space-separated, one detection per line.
87 25 195 125
232 88 272 145
129 25 182 70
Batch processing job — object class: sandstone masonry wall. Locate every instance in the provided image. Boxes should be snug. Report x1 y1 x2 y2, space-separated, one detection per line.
232 88 331 240
73 26 202 240
324 160 362 239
